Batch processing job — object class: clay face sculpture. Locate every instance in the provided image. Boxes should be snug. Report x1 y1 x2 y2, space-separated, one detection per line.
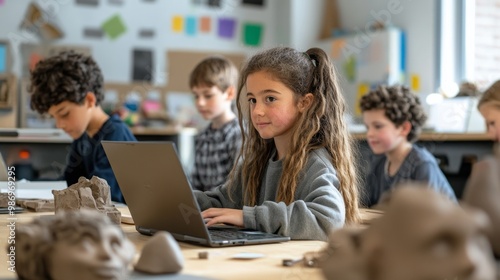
320 186 497 280
13 209 135 280
462 155 500 256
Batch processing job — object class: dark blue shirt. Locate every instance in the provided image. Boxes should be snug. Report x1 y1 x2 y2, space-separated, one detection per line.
363 145 456 207
64 114 136 203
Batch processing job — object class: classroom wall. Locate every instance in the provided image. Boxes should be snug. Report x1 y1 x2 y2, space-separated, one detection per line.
336 0 440 95
0 0 447 119
0 0 288 85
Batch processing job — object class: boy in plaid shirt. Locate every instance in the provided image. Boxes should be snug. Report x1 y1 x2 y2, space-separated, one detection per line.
189 56 242 191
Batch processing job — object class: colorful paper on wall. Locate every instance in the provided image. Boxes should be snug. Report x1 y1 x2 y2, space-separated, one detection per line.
185 16 197 36
200 16 211 33
218 18 236 39
20 44 45 77
29 53 43 72
101 14 126 40
411 74 420 92
355 83 370 116
331 39 345 59
172 16 183 32
242 23 262 46
0 45 6 73
343 55 356 83
0 0 5 6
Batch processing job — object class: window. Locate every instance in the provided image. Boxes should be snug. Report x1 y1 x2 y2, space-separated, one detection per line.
464 0 500 88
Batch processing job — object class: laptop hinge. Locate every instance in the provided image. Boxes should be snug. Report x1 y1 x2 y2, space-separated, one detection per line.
136 226 157 236
181 235 208 244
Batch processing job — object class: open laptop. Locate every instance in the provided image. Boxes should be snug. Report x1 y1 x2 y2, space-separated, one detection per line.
102 141 290 247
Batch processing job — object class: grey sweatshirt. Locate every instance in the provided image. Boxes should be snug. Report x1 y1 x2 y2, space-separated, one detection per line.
363 145 456 207
194 147 345 241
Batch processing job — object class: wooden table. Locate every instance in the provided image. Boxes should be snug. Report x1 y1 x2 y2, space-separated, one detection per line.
0 208 331 280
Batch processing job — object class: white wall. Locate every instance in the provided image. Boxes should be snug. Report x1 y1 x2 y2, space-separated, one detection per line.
289 0 326 50
0 0 286 85
336 0 440 95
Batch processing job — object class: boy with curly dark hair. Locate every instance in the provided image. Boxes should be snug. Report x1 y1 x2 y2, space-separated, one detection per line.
360 85 455 207
29 51 136 203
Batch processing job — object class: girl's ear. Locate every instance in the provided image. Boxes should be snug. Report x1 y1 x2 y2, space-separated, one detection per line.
84 92 97 108
298 93 314 112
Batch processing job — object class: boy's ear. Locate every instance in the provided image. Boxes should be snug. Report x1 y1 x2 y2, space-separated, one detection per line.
84 92 97 107
400 121 412 136
298 93 314 112
225 86 236 101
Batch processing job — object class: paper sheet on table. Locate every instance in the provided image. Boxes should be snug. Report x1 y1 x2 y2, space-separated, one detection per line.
0 181 67 199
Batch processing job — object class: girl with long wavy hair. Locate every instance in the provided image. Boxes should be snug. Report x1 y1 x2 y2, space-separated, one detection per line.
194 46 360 241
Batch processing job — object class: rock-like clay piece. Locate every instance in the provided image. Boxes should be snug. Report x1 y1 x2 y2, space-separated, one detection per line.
135 231 184 274
52 176 121 224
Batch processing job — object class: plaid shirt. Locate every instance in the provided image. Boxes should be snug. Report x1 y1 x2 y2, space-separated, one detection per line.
190 118 242 191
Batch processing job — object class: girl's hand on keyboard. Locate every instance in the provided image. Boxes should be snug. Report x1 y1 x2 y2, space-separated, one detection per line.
201 208 243 227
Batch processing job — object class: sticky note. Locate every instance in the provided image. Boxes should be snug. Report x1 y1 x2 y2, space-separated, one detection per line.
332 39 346 59
411 74 420 92
355 83 370 116
185 16 197 36
101 14 126 40
0 45 6 73
172 16 183 33
243 23 263 46
200 16 211 33
343 55 356 83
218 18 236 39
0 0 5 6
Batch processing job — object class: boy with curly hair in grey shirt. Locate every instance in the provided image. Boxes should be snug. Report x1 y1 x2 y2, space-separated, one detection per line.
360 85 456 207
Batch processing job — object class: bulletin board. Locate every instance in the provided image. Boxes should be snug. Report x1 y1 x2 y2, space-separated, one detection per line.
165 50 246 92
317 28 405 119
165 50 246 129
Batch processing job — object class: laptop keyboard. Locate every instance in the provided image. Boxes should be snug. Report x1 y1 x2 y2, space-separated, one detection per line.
209 228 271 241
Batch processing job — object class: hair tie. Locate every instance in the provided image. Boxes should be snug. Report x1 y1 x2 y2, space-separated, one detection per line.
304 52 317 67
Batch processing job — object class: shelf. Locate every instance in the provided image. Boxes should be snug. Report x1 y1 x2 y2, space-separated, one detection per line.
352 132 492 142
